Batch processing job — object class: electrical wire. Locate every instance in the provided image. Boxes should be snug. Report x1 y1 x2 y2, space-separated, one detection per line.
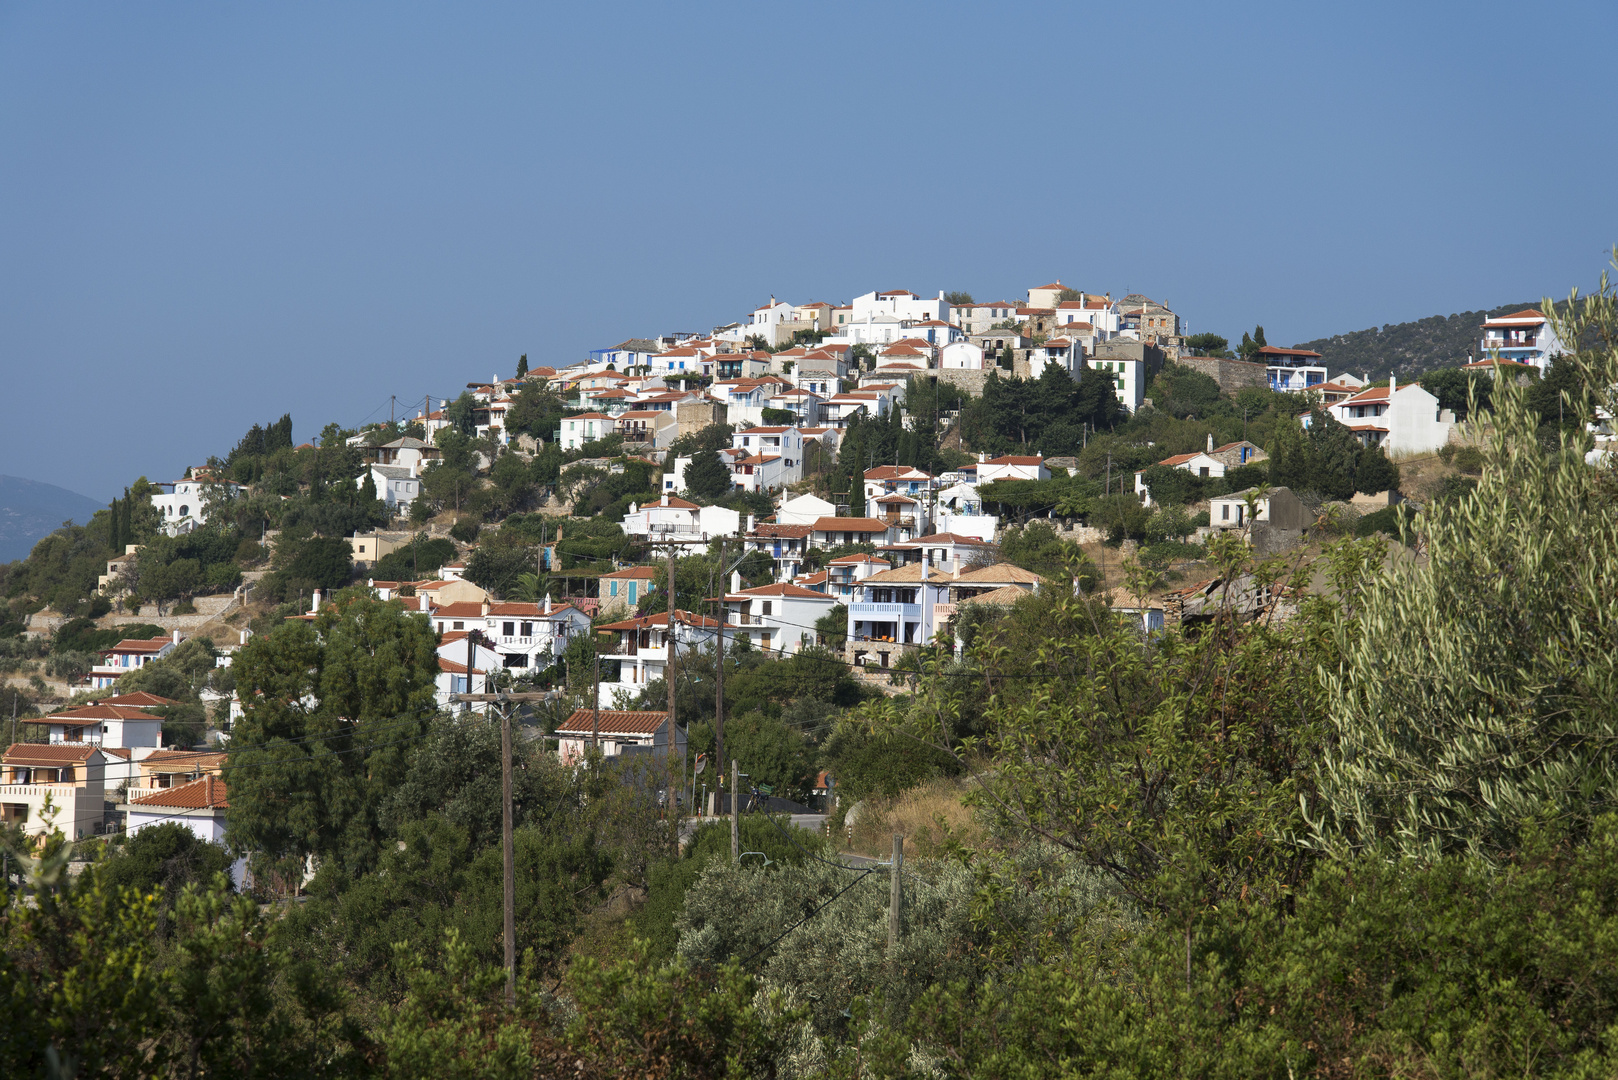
737 865 880 969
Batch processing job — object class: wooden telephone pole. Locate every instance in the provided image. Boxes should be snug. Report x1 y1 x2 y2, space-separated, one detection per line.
666 533 679 816
450 689 561 1007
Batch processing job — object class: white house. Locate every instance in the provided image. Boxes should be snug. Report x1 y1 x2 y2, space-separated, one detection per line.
621 495 742 542
1088 353 1148 412
150 473 243 536
824 553 890 599
878 532 996 575
1260 346 1330 393
27 703 164 749
976 454 1050 484
1314 377 1455 455
777 492 836 525
742 523 816 582
940 341 986 370
362 464 421 511
557 412 619 451
845 563 953 664
126 775 229 844
1479 309 1567 371
427 597 593 674
1134 450 1226 506
850 289 951 326
89 632 179 690
811 516 899 549
595 610 720 708
717 581 841 656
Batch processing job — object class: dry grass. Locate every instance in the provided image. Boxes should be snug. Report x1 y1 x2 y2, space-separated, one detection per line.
845 777 987 859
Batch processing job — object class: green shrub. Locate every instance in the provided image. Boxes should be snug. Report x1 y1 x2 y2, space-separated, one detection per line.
1452 445 1484 474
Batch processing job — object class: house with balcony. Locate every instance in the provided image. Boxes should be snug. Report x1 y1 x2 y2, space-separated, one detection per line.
845 563 953 668
616 410 678 450
825 554 891 599
621 495 742 541
594 610 721 708
26 703 165 749
811 516 899 549
714 351 776 381
1259 346 1329 392
556 412 619 452
870 494 927 540
90 632 181 690
742 523 815 582
426 597 592 673
878 532 997 574
863 465 936 514
132 749 226 795
600 566 659 615
554 709 684 767
1 743 106 839
716 581 841 656
1479 309 1566 371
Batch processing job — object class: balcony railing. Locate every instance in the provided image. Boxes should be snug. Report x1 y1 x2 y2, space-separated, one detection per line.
850 601 922 619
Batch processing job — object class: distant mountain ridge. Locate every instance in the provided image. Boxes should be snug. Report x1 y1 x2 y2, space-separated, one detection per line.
1294 301 1540 383
0 475 106 563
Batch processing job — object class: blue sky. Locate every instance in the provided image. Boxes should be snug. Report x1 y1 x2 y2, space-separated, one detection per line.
3 1 1614 501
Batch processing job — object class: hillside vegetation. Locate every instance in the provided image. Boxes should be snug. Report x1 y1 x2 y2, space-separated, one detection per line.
1296 300 1537 381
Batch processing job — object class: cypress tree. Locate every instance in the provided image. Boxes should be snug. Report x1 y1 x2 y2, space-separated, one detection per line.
516 354 529 378
1254 325 1267 348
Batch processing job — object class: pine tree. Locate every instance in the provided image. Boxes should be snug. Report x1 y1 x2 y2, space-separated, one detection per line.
1355 444 1401 495
516 354 528 378
1239 331 1257 361
1267 413 1311 490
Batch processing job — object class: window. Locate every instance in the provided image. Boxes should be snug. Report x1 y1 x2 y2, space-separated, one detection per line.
1199 467 1210 478
520 622 533 636
762 601 772 616
453 621 464 630
503 622 515 636
1222 504 1230 521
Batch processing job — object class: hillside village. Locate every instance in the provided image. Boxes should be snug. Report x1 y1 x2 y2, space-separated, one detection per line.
0 280 1599 844
3 257 1617 1076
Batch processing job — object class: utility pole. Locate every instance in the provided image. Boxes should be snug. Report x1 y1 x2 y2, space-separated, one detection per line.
666 531 680 816
888 834 904 950
591 646 600 749
730 758 740 862
451 690 558 1010
714 538 727 776
499 697 515 1006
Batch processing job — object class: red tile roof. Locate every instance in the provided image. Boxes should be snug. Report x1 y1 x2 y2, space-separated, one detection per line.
1482 309 1545 325
828 553 891 566
100 692 180 708
601 566 659 579
556 710 669 736
1255 346 1323 359
749 523 814 538
40 704 167 725
3 743 102 766
437 657 487 675
984 455 1046 466
597 609 722 631
720 583 838 600
131 775 228 810
812 517 891 532
108 637 174 654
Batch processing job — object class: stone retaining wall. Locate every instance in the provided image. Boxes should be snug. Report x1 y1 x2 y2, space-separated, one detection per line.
1178 355 1268 393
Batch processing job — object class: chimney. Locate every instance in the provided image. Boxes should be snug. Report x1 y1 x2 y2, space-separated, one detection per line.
239 629 249 646
172 629 182 645
978 451 987 463
480 599 490 617
746 513 756 533
1207 433 1214 454
731 570 742 594
661 494 669 507
544 595 552 615
1390 375 1397 394
311 590 321 612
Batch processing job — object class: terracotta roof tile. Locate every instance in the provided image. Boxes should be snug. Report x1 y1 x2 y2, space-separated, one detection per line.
131 775 228 810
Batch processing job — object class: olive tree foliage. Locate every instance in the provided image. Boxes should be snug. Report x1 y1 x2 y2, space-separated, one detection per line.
675 846 1132 1074
858 534 1381 914
1307 260 1618 862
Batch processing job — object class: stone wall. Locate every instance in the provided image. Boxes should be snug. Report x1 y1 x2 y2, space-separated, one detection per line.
934 368 992 396
1178 355 1268 393
677 400 726 438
